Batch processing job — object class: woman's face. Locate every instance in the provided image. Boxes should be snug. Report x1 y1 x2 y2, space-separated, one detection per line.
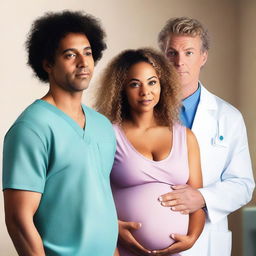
124 61 161 114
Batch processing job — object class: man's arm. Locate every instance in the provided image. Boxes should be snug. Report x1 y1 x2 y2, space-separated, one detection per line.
4 189 45 256
158 112 255 223
198 113 255 223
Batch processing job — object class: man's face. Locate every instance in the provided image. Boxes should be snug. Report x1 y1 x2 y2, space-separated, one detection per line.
45 33 94 92
164 34 208 97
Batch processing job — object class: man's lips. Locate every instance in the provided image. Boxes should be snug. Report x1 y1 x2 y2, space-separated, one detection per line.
177 71 188 75
75 72 90 78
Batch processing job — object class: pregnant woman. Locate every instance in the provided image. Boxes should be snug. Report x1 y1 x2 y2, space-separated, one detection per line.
95 48 205 256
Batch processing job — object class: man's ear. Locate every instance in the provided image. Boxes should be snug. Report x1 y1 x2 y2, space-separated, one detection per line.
43 60 52 74
201 51 208 67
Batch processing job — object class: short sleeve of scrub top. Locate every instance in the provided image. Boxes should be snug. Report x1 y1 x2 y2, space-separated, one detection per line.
3 122 47 193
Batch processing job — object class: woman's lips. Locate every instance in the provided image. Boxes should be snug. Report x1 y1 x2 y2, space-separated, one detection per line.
138 99 153 105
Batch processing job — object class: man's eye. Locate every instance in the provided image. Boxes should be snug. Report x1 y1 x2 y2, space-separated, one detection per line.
167 51 176 57
186 51 193 56
65 53 76 59
85 51 92 56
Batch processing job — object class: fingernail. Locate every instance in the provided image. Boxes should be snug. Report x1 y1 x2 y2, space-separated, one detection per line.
158 196 163 202
171 207 175 210
161 202 166 206
138 223 142 227
170 234 175 239
152 250 157 253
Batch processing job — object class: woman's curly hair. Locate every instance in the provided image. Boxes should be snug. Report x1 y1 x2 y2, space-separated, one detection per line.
94 48 181 127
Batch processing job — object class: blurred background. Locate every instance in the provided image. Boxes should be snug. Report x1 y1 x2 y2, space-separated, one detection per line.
0 0 255 255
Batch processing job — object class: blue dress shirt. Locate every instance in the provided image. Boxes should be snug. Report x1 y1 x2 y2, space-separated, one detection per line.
180 84 201 129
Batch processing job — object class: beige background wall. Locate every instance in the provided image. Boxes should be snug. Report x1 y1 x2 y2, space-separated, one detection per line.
0 0 255 255
228 1 256 255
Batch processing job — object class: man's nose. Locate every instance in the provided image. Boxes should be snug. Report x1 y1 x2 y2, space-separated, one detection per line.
174 54 184 67
77 54 88 68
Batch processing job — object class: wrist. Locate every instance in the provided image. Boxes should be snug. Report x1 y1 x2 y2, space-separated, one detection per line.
198 190 206 209
185 234 197 249
198 188 207 205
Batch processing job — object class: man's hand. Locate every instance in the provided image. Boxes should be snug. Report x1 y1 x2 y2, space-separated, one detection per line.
151 233 195 255
118 220 152 256
158 185 205 214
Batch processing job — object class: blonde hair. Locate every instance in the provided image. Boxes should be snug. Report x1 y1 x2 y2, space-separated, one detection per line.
158 17 210 52
94 47 181 127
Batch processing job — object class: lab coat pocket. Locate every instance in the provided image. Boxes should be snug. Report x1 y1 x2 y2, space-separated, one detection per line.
212 134 228 148
204 139 229 181
209 230 232 255
212 119 228 148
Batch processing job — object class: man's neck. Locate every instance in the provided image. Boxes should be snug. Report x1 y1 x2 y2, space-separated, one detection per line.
182 82 199 100
42 87 85 128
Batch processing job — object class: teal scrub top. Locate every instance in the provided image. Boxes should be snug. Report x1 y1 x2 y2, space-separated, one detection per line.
3 100 118 256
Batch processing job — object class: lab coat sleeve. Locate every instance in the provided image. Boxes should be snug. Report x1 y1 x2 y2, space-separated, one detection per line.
198 113 255 224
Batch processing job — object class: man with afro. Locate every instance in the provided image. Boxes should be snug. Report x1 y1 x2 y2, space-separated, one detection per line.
3 10 118 256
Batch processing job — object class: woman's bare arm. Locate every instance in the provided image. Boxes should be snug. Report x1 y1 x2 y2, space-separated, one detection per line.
152 128 205 255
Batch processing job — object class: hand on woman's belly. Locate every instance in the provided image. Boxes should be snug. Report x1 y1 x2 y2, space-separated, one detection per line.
113 183 189 250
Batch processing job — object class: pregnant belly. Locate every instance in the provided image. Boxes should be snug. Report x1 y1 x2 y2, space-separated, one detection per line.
113 183 189 250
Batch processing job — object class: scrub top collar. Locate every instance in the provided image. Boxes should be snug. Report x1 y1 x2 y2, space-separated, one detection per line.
35 99 88 139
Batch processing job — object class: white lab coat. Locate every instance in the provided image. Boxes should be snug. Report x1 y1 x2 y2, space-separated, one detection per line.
181 85 255 256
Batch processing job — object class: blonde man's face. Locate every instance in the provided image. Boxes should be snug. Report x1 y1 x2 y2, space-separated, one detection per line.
164 34 208 98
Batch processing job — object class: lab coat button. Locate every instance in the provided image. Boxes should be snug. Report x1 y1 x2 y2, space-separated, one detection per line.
219 135 224 141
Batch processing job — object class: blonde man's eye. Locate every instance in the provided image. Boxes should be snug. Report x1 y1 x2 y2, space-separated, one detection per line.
167 51 176 57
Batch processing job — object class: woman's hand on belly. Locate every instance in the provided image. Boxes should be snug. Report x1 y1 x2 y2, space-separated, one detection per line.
118 220 152 256
150 233 195 255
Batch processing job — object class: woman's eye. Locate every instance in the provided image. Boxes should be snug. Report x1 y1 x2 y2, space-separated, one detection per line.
129 82 140 88
148 80 157 86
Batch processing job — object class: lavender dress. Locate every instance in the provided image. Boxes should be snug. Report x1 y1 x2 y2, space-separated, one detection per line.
111 123 190 256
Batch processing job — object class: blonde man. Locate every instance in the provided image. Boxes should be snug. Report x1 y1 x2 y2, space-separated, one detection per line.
156 17 255 256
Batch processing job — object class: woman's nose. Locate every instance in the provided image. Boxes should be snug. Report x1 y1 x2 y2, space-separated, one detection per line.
139 85 150 96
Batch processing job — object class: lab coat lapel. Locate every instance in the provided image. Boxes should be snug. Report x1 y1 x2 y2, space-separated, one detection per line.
192 85 217 144
191 85 222 185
